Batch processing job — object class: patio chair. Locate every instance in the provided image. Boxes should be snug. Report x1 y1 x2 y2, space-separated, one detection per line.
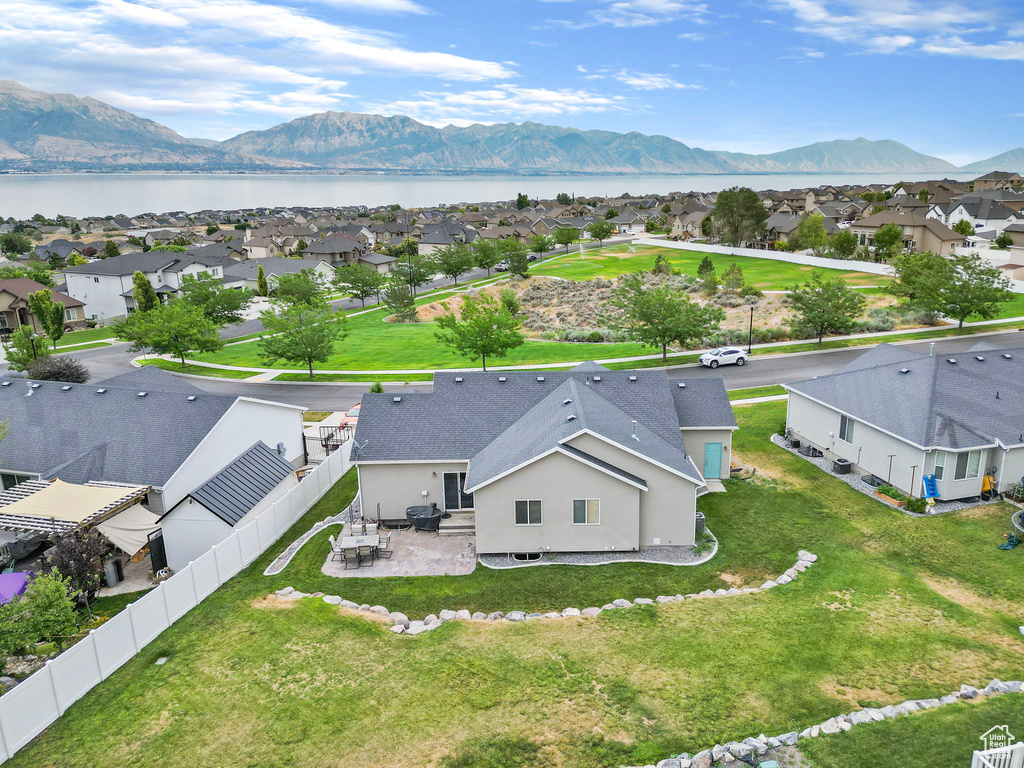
328 534 343 561
351 519 365 536
364 523 378 536
375 532 393 559
342 547 360 570
357 545 375 567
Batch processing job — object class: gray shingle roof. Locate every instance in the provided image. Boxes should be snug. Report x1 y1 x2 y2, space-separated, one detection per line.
63 251 226 277
222 256 329 281
786 342 1024 449
184 442 294 526
671 378 737 428
0 367 236 486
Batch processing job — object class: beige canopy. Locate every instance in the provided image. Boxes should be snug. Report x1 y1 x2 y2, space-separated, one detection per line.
96 504 161 555
0 479 151 537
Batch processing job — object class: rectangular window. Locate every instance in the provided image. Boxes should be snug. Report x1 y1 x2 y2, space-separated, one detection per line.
933 451 945 480
839 414 854 443
572 499 600 525
64 308 77 321
514 499 542 526
954 450 981 481
0 473 30 491
442 472 474 511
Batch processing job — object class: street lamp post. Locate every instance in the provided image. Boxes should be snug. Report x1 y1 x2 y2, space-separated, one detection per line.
29 332 38 360
747 304 755 354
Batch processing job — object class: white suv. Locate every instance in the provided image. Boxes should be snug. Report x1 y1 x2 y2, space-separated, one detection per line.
699 347 747 368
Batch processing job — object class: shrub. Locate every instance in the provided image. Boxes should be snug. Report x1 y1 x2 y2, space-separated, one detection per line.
905 497 927 514
588 330 603 343
498 288 521 316
27 355 91 383
713 293 746 308
875 484 907 501
741 285 764 300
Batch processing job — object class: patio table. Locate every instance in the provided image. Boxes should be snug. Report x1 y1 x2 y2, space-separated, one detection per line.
340 534 380 549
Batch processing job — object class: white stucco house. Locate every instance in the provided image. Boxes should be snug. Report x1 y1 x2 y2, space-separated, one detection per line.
785 342 1024 501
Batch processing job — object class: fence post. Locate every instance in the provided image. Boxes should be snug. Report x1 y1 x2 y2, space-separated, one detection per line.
89 628 103 680
44 661 63 716
124 603 140 654
188 561 200 606
159 582 171 626
0 693 13 761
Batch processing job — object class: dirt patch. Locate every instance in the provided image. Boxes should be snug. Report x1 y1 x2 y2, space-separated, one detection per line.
718 573 746 587
415 282 508 322
921 575 1019 617
822 590 856 612
251 594 298 610
819 680 895 709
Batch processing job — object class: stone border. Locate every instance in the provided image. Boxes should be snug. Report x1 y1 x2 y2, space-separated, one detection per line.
477 530 718 570
262 502 355 576
627 680 1023 768
270 549 817 636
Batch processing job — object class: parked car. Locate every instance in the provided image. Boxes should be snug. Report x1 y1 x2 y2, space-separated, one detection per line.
699 347 747 368
339 403 361 428
494 260 510 272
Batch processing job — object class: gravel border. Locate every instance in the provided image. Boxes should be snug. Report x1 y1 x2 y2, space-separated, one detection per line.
263 503 354 576
478 533 717 569
770 433 1002 517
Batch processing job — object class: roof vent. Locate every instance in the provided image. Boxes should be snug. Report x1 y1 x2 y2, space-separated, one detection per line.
61 385 72 391
29 383 40 389
96 388 107 394
537 376 545 382
393 396 402 403
0 382 9 387
563 398 572 405
137 391 148 397
976 356 985 361
677 382 686 388
454 376 463 383
592 375 601 382
899 368 910 374
567 414 577 422
498 376 507 382
186 395 197 402
947 358 957 364
1004 353 1013 359
629 375 637 382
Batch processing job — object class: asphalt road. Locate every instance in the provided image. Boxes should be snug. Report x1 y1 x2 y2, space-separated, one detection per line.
31 326 1022 413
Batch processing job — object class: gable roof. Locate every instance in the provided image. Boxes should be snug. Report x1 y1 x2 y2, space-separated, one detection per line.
0 279 84 308
786 343 1024 450
183 441 294 525
62 251 226 277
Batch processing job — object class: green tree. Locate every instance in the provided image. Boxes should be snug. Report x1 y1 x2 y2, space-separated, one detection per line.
994 232 1013 249
952 219 975 237
178 272 253 326
114 301 224 367
502 240 530 278
556 192 572 205
791 213 829 256
45 528 107 619
938 253 1014 328
828 229 859 259
553 226 578 253
472 240 502 277
258 300 347 378
26 355 90 383
515 192 530 210
604 208 618 220
435 244 475 286
206 224 219 235
256 264 270 297
918 188 932 203
0 233 32 256
871 222 905 261
369 381 385 394
131 271 159 313
433 293 525 371
788 271 866 344
2 325 50 372
721 262 744 292
651 253 672 275
151 244 187 253
528 234 554 260
393 252 436 295
296 238 308 253
585 219 615 246
499 287 521 315
696 254 718 295
887 251 950 313
27 289 66 348
383 277 418 322
711 187 767 246
274 269 327 305
47 251 66 270
661 202 672 214
0 572 79 654
335 263 386 308
26 262 53 287
610 272 724 362
68 252 87 267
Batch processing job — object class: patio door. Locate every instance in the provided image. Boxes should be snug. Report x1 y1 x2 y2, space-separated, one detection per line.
443 472 474 511
704 443 723 479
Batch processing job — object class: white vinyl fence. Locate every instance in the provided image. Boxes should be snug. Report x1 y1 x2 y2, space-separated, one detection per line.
0 441 352 763
973 744 1024 768
635 237 895 277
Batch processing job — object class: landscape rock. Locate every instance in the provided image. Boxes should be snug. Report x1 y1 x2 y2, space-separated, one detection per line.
472 612 486 620
767 737 781 748
581 607 602 616
656 760 682 768
690 750 712 768
424 614 438 624
983 679 1007 695
959 685 980 699
340 599 359 609
917 698 941 709
880 706 898 718
633 597 654 605
864 708 885 722
656 595 675 603
439 609 457 621
698 590 715 597
525 612 543 620
819 718 841 735
486 612 504 621
358 603 370 611
726 588 742 595
793 561 810 571
784 568 798 579
778 731 798 746
0 677 15 690
711 744 729 762
389 624 405 634
775 574 792 585
940 695 959 705
405 621 428 635
901 700 921 712
389 611 409 624
544 612 561 619
760 580 777 589
1005 681 1023 692
728 742 753 760
602 604 617 611
849 711 873 725
838 719 852 732
714 589 728 596
506 611 525 621
613 598 632 608
561 607 581 616
322 595 342 605
369 605 390 616
275 587 295 596
798 550 818 562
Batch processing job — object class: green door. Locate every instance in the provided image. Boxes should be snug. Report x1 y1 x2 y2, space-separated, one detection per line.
704 443 723 479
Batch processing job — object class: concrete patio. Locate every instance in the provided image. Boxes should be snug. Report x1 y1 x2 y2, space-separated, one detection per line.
321 527 476 578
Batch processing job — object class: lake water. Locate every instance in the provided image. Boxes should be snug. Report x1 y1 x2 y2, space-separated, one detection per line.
0 171 973 219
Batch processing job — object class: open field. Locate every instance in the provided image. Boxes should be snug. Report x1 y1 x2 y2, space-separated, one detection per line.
9 402 1023 768
530 244 888 288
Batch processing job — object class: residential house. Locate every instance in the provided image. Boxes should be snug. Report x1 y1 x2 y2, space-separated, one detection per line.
850 211 964 256
34 239 83 262
0 366 306 570
353 363 736 555
221 256 336 292
927 196 1024 237
1002 223 1024 248
62 252 228 320
300 236 366 266
973 172 1024 191
0 279 86 333
243 237 283 259
143 230 182 248
785 342 1024 501
669 211 706 239
608 211 648 235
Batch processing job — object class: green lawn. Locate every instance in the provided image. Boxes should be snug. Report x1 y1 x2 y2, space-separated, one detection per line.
273 372 434 383
139 359 256 379
10 402 1023 768
531 244 888 288
55 326 118 347
727 384 787 400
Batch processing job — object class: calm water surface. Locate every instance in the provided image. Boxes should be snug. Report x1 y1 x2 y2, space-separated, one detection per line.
0 172 972 219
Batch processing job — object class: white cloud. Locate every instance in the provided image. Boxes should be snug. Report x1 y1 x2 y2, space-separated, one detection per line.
921 36 1024 60
547 0 710 28
613 70 703 89
866 34 916 53
678 32 705 40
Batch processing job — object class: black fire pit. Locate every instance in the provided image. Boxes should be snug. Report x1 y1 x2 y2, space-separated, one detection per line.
406 503 442 532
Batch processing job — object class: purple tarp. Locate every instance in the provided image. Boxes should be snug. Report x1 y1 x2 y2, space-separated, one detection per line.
0 572 32 605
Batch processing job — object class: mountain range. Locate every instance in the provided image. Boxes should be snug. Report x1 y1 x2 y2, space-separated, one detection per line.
0 80 1019 176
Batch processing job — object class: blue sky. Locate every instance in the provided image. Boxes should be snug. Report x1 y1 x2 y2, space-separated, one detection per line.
3 0 1022 163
